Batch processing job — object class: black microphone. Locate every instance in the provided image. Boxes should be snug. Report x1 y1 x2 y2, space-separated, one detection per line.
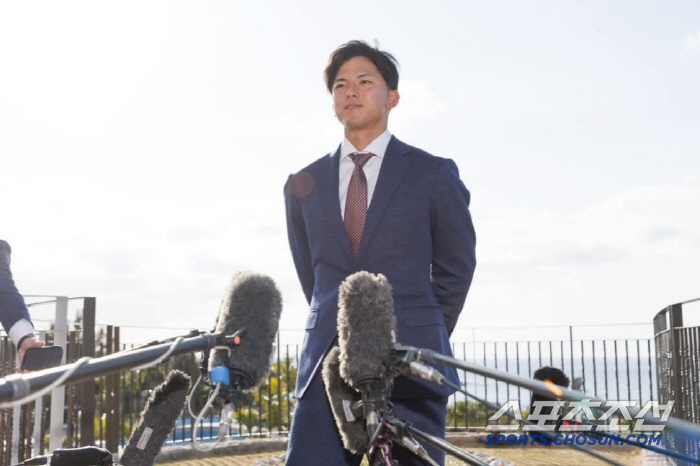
322 346 368 454
15 446 113 466
337 271 396 438
208 271 283 391
120 370 191 466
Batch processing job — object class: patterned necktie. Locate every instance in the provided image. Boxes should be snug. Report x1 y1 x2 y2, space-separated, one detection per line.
344 152 375 257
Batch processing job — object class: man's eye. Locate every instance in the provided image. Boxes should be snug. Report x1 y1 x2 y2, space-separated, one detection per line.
360 80 371 85
334 83 345 90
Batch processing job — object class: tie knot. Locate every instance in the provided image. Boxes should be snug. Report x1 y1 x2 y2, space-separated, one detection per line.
349 152 375 168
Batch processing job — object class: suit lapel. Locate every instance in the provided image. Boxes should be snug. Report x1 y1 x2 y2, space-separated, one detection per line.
358 136 412 259
326 147 355 260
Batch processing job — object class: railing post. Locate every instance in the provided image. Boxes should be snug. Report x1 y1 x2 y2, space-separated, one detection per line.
569 326 574 388
11 406 19 465
80 298 96 446
105 326 115 454
31 396 42 457
105 326 120 455
49 296 68 452
667 303 683 418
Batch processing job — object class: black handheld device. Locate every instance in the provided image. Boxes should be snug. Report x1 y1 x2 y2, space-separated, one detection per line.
21 346 63 371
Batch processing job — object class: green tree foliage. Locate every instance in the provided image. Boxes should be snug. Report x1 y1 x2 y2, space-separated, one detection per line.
446 400 492 428
235 356 297 435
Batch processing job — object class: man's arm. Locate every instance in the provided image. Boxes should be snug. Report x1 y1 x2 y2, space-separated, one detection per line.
429 159 477 335
0 240 32 335
0 240 44 366
284 174 315 305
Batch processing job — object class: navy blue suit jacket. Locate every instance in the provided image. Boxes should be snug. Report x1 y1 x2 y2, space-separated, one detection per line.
285 136 476 399
0 240 32 334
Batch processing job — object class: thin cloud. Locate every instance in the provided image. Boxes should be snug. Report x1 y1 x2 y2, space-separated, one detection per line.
466 181 700 328
682 31 700 58
552 246 628 266
645 226 679 243
392 79 448 129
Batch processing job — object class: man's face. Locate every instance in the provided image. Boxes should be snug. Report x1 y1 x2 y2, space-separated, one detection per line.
332 56 399 134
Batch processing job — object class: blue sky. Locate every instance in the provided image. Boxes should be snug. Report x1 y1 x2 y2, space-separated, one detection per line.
1 1 698 344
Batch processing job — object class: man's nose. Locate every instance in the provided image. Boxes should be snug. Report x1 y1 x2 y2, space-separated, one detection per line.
345 82 359 97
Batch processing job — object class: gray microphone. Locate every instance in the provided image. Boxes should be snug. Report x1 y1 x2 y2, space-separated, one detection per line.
207 272 283 440
335 271 458 464
337 271 396 438
208 271 283 391
322 346 369 454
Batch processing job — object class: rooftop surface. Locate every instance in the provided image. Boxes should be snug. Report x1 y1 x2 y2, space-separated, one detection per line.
154 436 655 465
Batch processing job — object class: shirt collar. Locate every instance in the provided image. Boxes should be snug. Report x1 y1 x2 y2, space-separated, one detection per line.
340 130 392 160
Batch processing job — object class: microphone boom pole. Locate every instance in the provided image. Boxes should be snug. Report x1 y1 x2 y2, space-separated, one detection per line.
384 416 490 466
0 331 241 403
398 344 700 439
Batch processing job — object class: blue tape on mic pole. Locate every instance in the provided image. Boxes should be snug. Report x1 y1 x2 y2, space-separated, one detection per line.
209 366 230 385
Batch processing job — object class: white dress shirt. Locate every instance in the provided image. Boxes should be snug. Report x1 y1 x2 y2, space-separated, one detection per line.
9 319 34 345
338 130 392 219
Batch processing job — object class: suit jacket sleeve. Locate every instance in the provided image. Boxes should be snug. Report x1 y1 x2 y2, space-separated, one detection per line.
429 159 476 334
0 240 32 334
284 175 314 305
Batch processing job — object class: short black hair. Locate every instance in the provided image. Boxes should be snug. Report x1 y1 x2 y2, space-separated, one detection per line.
324 40 399 93
530 367 571 435
533 366 570 388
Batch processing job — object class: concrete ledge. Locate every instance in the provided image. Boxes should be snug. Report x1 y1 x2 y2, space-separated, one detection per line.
155 433 511 461
155 431 642 462
156 438 288 462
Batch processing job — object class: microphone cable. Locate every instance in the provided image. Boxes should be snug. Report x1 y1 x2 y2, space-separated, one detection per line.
130 335 186 371
190 382 224 451
189 344 232 452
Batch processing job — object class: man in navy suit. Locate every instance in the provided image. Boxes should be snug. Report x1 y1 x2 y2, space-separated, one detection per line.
0 240 44 367
284 40 476 465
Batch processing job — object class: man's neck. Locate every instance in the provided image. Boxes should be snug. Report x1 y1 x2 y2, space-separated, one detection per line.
344 126 388 152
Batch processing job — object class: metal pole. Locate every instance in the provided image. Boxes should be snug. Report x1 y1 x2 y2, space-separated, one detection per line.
49 296 68 452
569 326 575 388
398 343 700 439
33 396 43 457
0 332 236 401
80 298 96 446
668 303 684 419
11 405 20 465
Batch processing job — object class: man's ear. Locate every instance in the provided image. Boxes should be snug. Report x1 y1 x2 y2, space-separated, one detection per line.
387 90 400 110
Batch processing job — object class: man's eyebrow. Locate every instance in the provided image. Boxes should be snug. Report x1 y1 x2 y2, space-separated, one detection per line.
334 73 374 84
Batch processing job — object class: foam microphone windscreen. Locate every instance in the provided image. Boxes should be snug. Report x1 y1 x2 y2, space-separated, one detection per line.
337 271 396 388
322 346 368 454
208 272 283 390
120 370 190 466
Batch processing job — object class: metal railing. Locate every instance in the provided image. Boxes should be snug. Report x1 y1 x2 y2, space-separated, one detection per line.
447 335 657 430
1 323 660 463
0 295 92 465
654 297 700 466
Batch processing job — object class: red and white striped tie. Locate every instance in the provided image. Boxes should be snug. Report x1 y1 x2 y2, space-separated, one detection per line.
344 152 375 257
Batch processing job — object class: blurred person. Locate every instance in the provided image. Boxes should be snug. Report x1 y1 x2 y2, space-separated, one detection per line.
529 366 571 444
